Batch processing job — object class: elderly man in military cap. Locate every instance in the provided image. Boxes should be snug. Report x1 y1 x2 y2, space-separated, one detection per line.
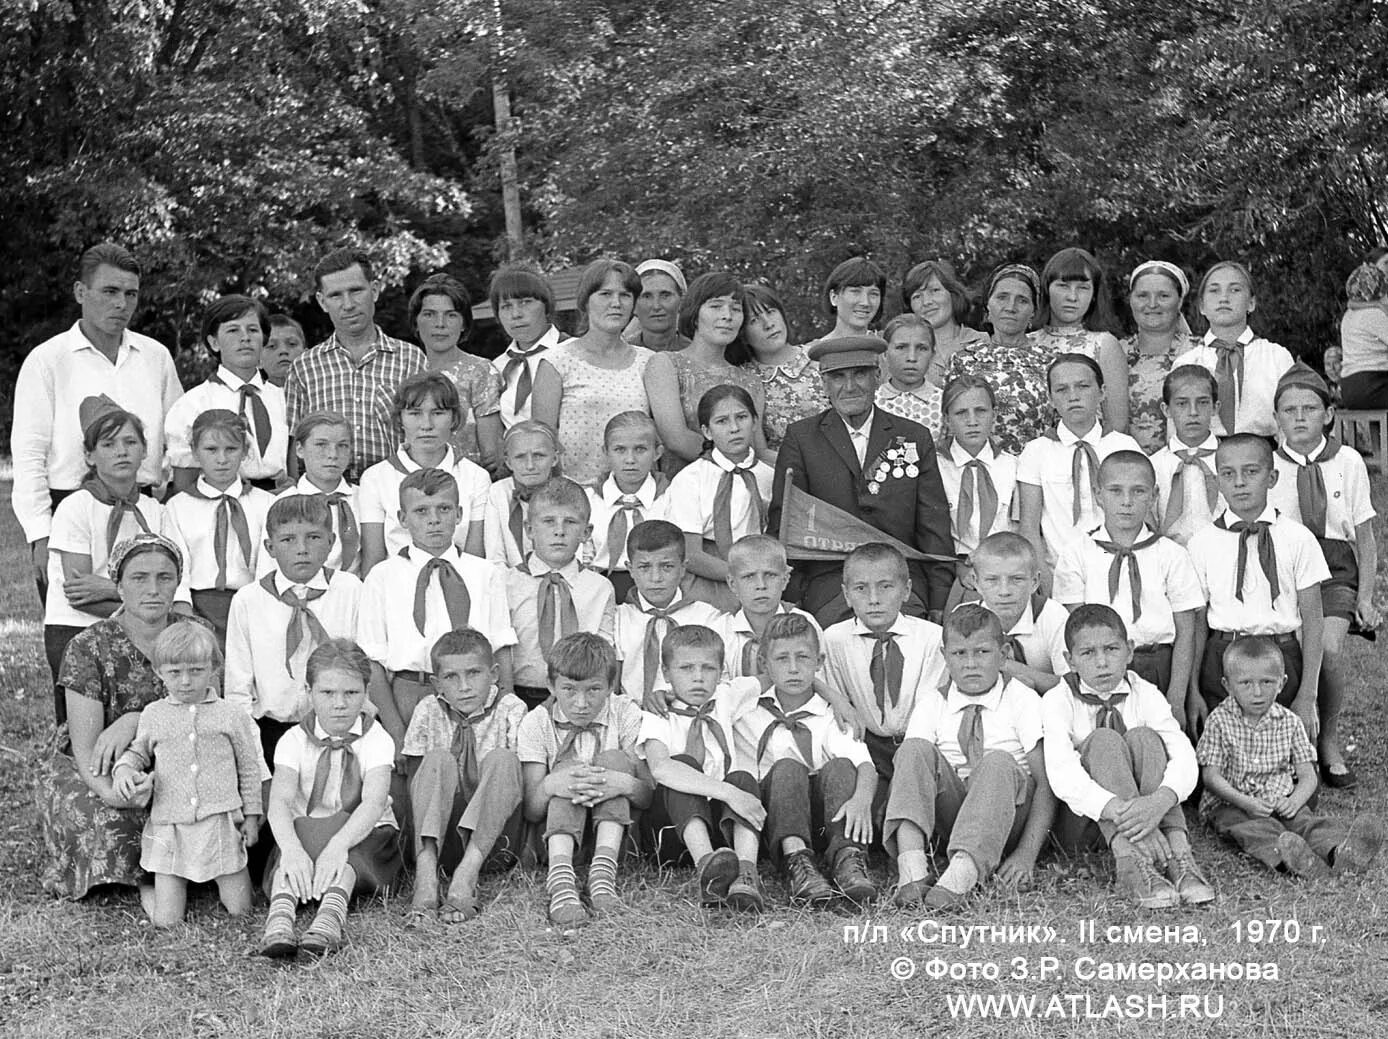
767 335 954 625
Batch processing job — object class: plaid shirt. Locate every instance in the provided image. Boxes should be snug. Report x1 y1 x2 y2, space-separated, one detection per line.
284 328 426 480
1196 700 1314 818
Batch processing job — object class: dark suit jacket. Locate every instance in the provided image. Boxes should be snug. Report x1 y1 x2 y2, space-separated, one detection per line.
768 408 955 624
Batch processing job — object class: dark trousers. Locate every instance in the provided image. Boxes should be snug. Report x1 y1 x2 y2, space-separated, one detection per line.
760 758 861 865
643 755 760 865
1200 630 1302 708
1130 643 1173 693
1207 803 1348 871
44 624 85 730
605 570 636 604
514 684 551 710
190 588 236 651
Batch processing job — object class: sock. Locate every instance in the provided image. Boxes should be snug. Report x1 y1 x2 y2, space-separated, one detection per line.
587 849 620 904
546 855 582 916
936 852 979 895
264 892 297 935
896 850 930 885
303 887 349 943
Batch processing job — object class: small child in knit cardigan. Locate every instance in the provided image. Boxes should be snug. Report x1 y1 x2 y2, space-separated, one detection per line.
114 620 264 927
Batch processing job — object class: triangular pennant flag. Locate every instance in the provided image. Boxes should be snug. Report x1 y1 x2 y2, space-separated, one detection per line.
776 470 955 563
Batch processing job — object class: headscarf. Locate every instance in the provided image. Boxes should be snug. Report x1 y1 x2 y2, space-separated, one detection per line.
109 532 184 582
987 263 1041 307
1128 259 1193 336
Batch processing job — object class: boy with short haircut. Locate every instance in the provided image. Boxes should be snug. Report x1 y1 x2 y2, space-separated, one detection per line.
720 534 821 679
1186 435 1329 740
226 494 363 763
734 614 878 905
614 519 725 709
518 632 652 927
640 625 769 911
821 543 947 787
1197 635 1384 877
1151 365 1225 547
505 477 616 707
357 468 517 755
885 604 1055 908
1043 605 1213 909
587 411 667 602
1052 452 1204 730
968 532 1070 693
270 411 361 575
404 628 528 923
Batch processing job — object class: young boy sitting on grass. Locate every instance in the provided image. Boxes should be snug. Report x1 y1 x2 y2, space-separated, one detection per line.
719 534 821 679
734 613 877 906
639 625 769 911
405 628 528 923
1042 604 1213 909
518 632 653 928
1197 635 1385 878
885 604 1055 909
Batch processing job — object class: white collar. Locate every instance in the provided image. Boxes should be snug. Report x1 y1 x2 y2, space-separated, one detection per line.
602 473 659 506
403 543 465 568
1217 505 1279 526
949 439 996 466
709 447 758 473
731 603 793 635
841 409 876 437
881 380 934 402
1280 438 1328 465
1202 327 1255 347
944 676 1007 713
196 475 245 498
313 714 367 740
297 475 353 496
1166 434 1219 454
1056 421 1102 446
1075 673 1133 701
397 445 456 472
508 325 561 354
525 554 581 582
761 687 831 717
850 614 911 638
215 365 264 390
274 569 331 595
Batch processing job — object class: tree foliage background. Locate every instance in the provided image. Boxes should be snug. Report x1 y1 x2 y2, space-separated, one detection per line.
3 0 1386 436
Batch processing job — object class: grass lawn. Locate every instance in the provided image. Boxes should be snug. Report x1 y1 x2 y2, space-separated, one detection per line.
2 480 1387 1038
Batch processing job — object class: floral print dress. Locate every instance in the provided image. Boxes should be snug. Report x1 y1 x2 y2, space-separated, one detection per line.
439 353 503 464
742 347 827 450
945 337 1053 454
1121 332 1197 454
39 620 166 899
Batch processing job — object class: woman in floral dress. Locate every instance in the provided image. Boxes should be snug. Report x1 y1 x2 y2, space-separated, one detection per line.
1120 260 1196 453
738 282 827 453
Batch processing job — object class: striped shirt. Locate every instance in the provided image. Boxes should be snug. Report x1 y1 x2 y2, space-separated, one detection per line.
284 329 426 480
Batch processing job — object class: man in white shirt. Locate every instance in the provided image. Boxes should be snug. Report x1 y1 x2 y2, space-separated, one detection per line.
10 242 182 599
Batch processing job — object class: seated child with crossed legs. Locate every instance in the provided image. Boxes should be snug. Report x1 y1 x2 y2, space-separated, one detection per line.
640 625 769 911
733 613 877 906
1042 604 1214 909
259 639 401 958
886 604 1055 908
406 628 528 923
1197 635 1385 879
518 632 653 928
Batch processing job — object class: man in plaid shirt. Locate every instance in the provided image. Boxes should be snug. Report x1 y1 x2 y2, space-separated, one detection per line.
285 248 426 480
1197 635 1383 876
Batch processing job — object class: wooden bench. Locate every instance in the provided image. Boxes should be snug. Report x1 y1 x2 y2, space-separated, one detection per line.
1336 410 1388 474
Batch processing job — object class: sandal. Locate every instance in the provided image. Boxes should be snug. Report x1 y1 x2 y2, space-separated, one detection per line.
403 905 435 929
439 893 480 924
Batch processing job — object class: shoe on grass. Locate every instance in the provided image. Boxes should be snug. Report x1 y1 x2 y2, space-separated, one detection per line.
257 923 298 960
726 862 766 913
783 850 835 905
1276 832 1331 879
832 847 876 904
695 848 740 907
1115 854 1180 909
1167 853 1216 905
1332 815 1386 875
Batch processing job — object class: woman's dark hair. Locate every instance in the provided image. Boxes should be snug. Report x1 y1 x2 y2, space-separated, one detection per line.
409 273 472 341
677 271 747 342
391 371 463 434
696 383 759 430
1037 248 1120 334
901 259 972 326
1046 351 1106 391
823 256 887 321
575 259 641 333
200 295 271 353
488 265 554 319
742 282 786 322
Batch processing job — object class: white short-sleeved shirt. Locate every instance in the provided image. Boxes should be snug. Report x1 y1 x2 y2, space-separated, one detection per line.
356 545 516 673
994 596 1071 677
273 715 397 827
586 474 667 573
264 477 361 576
1042 671 1197 821
1017 424 1142 564
45 487 191 628
1186 507 1331 634
1052 525 1205 648
1172 330 1294 438
224 568 362 722
638 677 761 779
10 323 182 542
1270 439 1376 544
504 557 616 689
1150 435 1224 547
936 440 1019 555
719 603 821 679
822 614 947 738
905 677 1042 779
614 595 727 702
164 367 289 481
492 326 561 429
357 447 489 556
483 477 532 567
164 477 275 591
733 686 872 779
661 450 774 546
517 696 643 769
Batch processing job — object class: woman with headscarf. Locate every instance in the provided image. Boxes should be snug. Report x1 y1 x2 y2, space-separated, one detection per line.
1122 260 1198 453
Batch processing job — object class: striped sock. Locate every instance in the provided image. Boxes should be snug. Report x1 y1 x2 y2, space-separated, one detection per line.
546 856 585 924
264 893 297 934
302 887 349 948
587 849 621 910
